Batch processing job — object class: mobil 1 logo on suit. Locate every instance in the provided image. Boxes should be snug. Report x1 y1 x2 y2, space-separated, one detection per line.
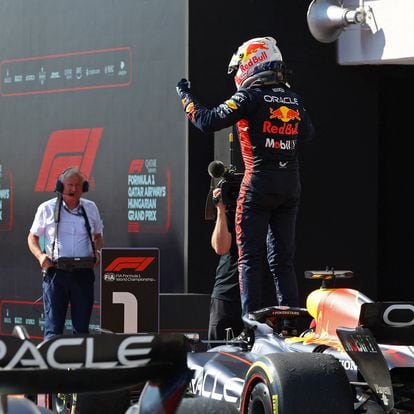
100 248 159 334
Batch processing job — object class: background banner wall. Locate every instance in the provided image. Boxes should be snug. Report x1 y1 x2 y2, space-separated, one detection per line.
0 0 187 333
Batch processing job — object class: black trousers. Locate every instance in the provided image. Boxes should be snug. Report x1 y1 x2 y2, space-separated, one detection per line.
208 297 244 342
42 268 95 340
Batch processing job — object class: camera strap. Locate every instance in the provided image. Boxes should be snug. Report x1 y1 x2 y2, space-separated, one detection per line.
51 194 63 260
79 205 96 259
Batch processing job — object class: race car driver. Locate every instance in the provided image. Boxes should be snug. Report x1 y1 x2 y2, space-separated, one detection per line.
176 36 314 336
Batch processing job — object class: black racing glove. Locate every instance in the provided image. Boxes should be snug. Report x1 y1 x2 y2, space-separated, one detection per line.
176 78 196 122
176 78 191 98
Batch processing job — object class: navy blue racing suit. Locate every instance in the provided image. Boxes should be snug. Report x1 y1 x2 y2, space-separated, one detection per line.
177 80 314 315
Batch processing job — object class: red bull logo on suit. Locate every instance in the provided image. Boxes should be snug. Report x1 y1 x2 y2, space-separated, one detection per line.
269 106 301 122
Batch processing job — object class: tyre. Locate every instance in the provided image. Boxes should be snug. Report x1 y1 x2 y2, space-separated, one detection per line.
76 389 130 413
175 397 239 414
246 381 273 414
127 397 239 414
240 353 354 414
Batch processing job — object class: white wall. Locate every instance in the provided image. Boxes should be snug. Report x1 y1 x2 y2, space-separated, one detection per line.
337 0 414 65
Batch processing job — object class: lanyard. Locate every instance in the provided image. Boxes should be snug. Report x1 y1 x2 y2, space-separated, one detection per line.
51 196 95 260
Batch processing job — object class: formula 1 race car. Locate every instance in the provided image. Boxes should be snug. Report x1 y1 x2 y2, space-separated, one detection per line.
2 271 414 414
182 270 414 414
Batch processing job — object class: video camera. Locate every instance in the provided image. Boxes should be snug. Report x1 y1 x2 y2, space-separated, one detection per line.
205 160 243 220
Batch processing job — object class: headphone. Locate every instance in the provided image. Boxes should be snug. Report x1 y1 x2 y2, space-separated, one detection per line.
55 167 89 193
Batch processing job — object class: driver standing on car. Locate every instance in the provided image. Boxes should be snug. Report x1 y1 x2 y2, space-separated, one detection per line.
27 167 104 340
177 36 314 338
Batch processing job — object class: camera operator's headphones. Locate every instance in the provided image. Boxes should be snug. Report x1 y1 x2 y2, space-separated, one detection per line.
55 167 89 193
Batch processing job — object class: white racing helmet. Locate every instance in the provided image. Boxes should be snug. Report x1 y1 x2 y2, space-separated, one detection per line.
228 36 286 89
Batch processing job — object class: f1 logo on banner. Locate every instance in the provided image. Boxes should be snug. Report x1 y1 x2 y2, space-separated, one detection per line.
101 248 159 334
34 128 103 192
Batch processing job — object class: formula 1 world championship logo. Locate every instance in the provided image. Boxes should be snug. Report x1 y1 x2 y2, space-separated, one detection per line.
34 128 103 192
105 257 156 273
101 248 159 333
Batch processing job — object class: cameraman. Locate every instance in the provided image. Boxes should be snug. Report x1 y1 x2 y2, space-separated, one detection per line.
208 186 244 342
